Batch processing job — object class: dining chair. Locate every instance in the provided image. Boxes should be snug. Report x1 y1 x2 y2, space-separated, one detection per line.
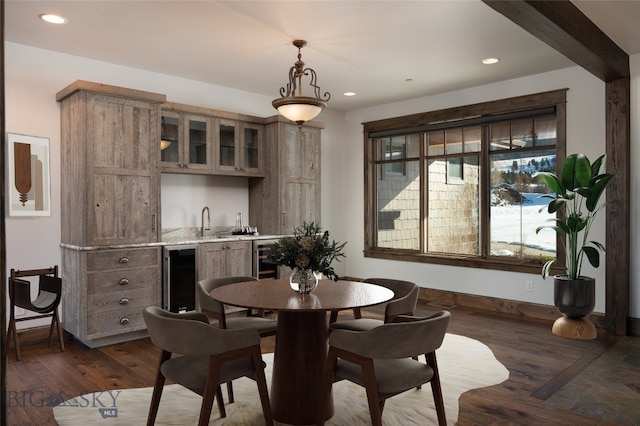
196 276 277 402
6 266 64 361
317 311 451 426
142 305 273 426
329 278 419 332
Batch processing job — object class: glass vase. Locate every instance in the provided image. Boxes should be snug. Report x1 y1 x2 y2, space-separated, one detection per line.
289 268 319 294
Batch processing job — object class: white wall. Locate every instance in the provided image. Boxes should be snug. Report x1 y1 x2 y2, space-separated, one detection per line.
5 42 638 328
160 174 250 230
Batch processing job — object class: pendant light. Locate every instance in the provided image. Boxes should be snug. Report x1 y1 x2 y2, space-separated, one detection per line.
272 40 331 128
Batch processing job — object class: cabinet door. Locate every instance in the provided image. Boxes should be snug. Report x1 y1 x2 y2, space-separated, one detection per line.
198 243 225 281
160 110 181 169
224 241 253 276
281 124 321 233
161 111 211 173
215 118 239 174
88 94 160 245
240 123 264 176
184 114 211 172
198 241 252 280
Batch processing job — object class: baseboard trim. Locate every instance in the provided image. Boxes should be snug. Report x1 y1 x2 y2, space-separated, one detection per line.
419 287 610 328
340 276 610 329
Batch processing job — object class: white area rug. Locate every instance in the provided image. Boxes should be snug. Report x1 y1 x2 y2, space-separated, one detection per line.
54 333 508 425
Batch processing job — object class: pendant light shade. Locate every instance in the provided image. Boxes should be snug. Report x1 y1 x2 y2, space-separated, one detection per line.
272 40 330 128
160 116 175 150
160 139 172 150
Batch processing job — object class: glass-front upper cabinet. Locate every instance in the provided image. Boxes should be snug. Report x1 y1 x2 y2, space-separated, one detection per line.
241 122 263 174
160 110 211 173
216 118 237 172
213 119 264 176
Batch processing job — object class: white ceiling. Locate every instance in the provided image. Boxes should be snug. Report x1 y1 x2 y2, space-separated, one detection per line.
5 1 640 112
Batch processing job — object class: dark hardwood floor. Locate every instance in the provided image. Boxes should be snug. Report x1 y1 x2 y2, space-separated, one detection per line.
5 301 638 425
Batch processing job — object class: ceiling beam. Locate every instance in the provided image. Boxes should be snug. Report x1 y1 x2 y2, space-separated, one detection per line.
482 0 629 81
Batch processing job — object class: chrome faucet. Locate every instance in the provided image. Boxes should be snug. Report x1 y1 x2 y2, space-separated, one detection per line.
201 206 210 237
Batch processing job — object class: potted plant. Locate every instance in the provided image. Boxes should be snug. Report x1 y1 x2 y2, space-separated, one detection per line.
534 153 614 339
267 222 346 294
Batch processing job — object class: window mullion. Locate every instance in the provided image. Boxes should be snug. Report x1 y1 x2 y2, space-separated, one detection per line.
420 132 427 254
480 125 491 259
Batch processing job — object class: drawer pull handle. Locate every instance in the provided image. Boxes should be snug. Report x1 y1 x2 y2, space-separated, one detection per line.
120 317 130 325
119 298 129 305
119 257 130 264
119 278 130 286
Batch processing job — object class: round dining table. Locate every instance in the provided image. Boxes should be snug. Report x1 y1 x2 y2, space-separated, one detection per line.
210 278 393 425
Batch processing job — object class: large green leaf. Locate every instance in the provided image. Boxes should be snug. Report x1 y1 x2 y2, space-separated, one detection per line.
567 214 587 232
590 154 606 177
586 174 614 211
548 198 566 214
561 153 592 190
582 246 600 268
534 171 564 196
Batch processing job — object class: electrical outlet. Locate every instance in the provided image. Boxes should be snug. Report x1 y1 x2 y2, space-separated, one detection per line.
15 307 26 317
526 281 534 292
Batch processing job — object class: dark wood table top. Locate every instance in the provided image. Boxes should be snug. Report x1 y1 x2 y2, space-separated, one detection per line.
210 279 394 312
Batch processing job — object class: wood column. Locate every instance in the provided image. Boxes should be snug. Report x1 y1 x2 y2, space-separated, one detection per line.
605 79 630 335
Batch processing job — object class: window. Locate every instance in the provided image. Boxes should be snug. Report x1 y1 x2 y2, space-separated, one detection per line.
363 90 567 273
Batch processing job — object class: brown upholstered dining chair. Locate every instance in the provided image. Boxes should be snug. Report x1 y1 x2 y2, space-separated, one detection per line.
329 278 419 332
7 266 64 360
317 311 451 426
142 305 273 426
196 276 277 403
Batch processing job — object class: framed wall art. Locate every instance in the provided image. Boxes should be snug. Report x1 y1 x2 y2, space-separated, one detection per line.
7 133 51 216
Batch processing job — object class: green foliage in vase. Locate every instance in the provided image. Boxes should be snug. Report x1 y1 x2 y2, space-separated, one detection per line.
267 222 347 281
534 153 614 280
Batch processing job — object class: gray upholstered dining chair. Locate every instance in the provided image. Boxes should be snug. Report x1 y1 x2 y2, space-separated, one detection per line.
196 276 278 336
196 276 277 403
317 311 451 426
329 278 419 332
142 306 273 426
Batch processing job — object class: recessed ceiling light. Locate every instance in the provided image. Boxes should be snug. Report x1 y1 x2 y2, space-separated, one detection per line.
39 14 68 24
482 58 500 65
343 92 356 97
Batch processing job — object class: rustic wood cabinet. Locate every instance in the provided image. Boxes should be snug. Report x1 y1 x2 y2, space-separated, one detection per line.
62 247 161 347
57 80 166 347
161 101 265 177
160 109 212 173
249 117 323 234
198 240 253 280
57 81 164 246
213 118 264 176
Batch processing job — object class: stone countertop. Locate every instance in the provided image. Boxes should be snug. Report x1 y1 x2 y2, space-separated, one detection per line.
60 227 287 251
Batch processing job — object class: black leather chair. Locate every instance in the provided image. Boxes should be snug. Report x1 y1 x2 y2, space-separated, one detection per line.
6 266 64 360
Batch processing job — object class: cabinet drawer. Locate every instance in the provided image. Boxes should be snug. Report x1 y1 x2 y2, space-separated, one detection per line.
88 266 159 294
88 307 146 336
88 287 157 315
87 248 159 271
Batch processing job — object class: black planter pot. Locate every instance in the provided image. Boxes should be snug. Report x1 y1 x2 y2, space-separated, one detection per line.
554 276 595 318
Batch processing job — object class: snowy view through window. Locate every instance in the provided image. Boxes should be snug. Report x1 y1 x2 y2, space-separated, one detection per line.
490 155 556 259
